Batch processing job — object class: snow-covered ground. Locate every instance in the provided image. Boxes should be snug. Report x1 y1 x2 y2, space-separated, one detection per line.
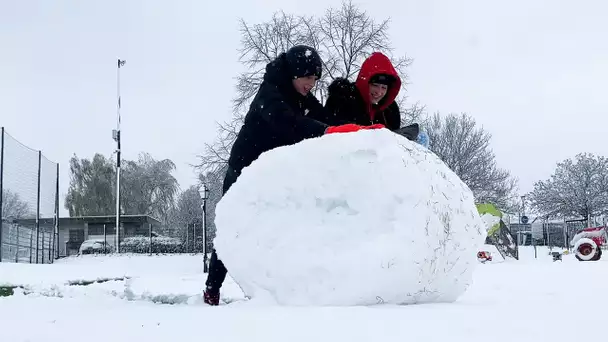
0 246 605 342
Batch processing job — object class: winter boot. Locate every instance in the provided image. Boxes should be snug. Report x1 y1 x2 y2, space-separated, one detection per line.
203 286 220 306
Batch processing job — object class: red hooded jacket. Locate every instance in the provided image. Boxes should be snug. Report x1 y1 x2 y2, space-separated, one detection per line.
354 52 402 120
310 52 403 131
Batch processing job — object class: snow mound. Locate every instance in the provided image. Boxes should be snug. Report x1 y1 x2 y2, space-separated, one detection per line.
214 129 487 306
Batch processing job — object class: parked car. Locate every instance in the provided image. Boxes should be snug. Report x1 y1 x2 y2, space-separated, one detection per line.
79 239 114 255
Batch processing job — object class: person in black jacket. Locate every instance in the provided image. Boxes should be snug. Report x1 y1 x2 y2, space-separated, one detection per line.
203 45 382 306
311 52 420 141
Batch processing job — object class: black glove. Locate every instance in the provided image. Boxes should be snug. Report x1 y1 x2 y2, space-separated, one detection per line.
394 123 420 141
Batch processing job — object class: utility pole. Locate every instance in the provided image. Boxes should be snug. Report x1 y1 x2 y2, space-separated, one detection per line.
113 59 126 252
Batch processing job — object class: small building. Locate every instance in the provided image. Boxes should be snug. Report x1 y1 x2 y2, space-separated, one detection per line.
13 214 162 257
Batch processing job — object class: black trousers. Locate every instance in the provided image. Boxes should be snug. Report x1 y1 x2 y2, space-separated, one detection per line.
205 165 241 293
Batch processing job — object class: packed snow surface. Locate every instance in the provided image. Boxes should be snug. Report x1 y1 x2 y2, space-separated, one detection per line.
214 129 487 306
1 248 607 342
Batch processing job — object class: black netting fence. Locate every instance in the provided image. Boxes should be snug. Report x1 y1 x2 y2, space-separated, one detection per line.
1 127 59 264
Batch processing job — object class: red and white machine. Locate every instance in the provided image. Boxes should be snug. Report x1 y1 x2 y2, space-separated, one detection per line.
570 226 607 261
477 251 493 263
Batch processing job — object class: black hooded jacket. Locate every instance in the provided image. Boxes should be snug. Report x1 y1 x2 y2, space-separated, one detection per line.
226 53 329 177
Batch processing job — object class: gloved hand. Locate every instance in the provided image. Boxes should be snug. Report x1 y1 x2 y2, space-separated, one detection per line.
325 123 385 134
416 131 430 148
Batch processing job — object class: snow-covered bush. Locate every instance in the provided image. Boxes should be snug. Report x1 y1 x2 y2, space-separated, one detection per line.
121 236 184 254
214 128 486 306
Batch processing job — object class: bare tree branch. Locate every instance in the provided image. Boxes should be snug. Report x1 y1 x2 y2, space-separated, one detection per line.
1 189 33 219
425 112 519 210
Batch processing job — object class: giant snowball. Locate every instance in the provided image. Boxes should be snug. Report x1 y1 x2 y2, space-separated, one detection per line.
214 128 486 306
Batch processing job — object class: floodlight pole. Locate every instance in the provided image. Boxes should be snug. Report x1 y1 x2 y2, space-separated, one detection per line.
113 59 126 252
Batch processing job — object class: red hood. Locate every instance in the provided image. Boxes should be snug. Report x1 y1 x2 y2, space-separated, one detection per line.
355 52 402 118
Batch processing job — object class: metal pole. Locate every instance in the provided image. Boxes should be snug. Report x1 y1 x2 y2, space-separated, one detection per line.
48 233 54 264
149 223 152 255
114 59 126 253
0 127 4 262
103 224 107 254
41 233 45 264
15 225 19 263
193 223 197 253
547 218 552 249
203 189 208 273
29 231 33 263
35 151 41 263
564 219 568 250
186 223 189 253
52 162 59 262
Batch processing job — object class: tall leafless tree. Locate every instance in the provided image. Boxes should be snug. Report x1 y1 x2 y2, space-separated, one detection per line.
1 189 33 219
425 112 518 211
196 0 416 177
528 153 608 220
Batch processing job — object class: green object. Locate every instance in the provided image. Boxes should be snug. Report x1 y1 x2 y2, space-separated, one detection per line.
476 202 519 260
476 203 502 236
0 286 16 297
476 203 502 218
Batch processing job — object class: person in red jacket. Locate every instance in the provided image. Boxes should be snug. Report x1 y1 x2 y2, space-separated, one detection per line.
310 52 420 141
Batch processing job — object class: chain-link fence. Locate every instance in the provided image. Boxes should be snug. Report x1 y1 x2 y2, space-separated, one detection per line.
1 127 59 263
506 217 601 250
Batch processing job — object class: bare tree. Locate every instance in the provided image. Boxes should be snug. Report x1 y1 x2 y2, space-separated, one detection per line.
198 164 228 249
196 0 415 177
400 101 427 127
528 153 608 220
164 185 205 242
2 189 33 219
426 112 518 210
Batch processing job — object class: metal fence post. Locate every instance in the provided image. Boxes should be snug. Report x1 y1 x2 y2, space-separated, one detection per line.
35 151 41 263
15 224 19 263
52 162 59 262
29 231 33 263
193 223 197 253
103 224 107 254
0 126 4 262
41 233 45 264
48 231 51 263
186 223 189 253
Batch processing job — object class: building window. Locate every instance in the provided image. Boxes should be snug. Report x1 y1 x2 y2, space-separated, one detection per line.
69 229 84 242
88 224 115 235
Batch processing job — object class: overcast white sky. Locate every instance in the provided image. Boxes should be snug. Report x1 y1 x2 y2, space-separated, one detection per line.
1 0 606 216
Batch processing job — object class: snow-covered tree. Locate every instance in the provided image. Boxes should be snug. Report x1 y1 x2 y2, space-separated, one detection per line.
528 153 608 220
65 153 115 216
120 153 179 223
425 112 518 211
65 152 179 223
